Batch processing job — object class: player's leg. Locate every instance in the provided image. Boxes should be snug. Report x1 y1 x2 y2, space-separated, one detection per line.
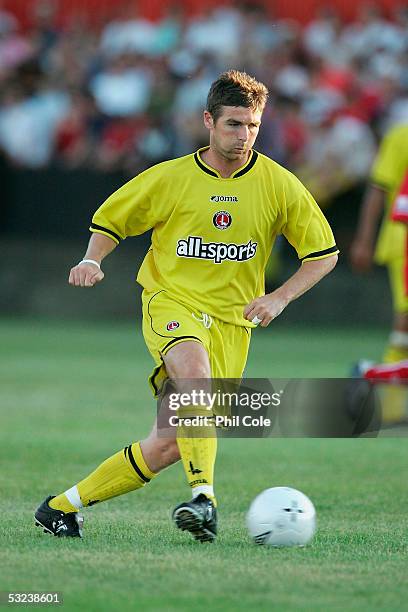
140 419 180 472
140 289 217 541
163 340 215 501
384 258 408 362
162 341 218 542
384 313 408 362
167 321 251 543
382 259 408 422
34 424 180 537
35 289 208 538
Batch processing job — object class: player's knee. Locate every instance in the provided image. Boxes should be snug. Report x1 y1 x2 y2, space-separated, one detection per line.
156 438 180 463
168 440 181 463
181 361 210 379
163 342 211 379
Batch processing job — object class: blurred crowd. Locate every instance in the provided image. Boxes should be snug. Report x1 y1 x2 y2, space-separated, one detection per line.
1 1 408 203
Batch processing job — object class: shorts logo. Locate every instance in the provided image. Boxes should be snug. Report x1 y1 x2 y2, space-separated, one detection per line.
213 210 232 230
166 321 180 331
210 195 238 203
176 236 257 264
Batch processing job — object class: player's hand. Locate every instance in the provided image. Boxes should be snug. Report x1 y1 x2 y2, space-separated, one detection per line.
350 240 374 273
68 262 104 287
244 291 289 327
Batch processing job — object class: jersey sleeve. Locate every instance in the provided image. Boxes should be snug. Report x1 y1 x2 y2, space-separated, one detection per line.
370 126 406 192
281 187 338 262
90 165 172 243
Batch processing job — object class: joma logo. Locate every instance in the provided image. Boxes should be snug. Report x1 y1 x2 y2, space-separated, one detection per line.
210 195 238 203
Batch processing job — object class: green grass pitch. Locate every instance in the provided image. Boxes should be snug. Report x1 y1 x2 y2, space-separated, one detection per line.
1 319 407 611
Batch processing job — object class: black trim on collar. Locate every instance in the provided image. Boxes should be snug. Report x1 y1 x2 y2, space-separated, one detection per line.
193 149 259 179
194 151 219 177
233 150 259 178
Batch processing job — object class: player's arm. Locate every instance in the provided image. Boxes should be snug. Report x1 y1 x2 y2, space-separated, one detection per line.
68 165 169 289
68 233 117 288
351 124 406 272
244 255 337 327
247 177 338 327
349 184 387 273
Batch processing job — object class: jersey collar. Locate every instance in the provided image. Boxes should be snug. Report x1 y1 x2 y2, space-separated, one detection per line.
194 146 258 179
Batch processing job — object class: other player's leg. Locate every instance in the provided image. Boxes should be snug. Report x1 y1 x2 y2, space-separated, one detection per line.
382 260 408 423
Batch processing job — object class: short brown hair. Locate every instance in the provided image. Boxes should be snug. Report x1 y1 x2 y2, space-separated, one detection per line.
206 70 268 123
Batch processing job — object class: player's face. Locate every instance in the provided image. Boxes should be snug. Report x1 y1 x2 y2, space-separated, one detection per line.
204 106 263 161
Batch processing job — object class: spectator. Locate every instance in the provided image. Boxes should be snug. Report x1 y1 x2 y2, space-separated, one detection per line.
100 3 157 57
0 13 33 76
0 60 70 167
0 0 406 196
340 3 404 61
183 6 242 62
90 54 152 117
55 89 102 168
303 6 343 60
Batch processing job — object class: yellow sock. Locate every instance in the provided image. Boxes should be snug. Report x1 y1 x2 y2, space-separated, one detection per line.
49 442 156 512
176 406 217 506
49 495 78 513
381 342 408 423
383 344 408 364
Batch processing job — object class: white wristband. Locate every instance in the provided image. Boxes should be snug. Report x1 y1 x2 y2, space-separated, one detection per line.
79 259 101 269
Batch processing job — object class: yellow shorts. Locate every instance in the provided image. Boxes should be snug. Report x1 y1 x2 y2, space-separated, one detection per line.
142 289 251 397
387 257 408 314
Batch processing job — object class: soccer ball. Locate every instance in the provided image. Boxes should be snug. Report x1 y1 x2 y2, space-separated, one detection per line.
246 487 316 547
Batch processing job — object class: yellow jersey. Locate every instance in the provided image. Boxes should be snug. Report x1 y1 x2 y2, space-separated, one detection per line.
90 147 338 326
371 123 408 264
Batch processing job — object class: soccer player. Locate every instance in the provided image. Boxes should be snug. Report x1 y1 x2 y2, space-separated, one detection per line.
350 123 408 421
34 70 338 542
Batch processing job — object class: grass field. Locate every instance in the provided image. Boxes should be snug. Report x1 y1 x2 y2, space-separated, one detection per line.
1 318 407 611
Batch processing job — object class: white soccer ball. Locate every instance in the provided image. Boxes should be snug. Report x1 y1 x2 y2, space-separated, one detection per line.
246 487 316 547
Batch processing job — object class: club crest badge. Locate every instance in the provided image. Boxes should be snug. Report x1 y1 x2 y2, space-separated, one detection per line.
166 321 180 331
213 211 232 230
